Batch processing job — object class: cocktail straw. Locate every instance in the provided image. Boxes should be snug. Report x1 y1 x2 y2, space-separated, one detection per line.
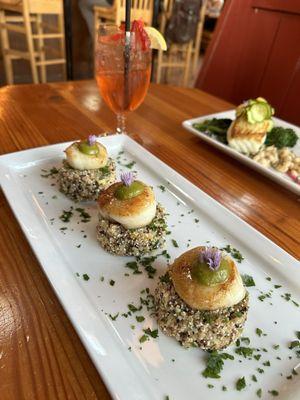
124 0 131 111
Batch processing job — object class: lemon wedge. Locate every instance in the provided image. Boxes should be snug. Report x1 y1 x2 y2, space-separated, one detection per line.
144 27 167 51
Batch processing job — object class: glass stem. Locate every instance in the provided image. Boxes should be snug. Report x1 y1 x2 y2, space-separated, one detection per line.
116 113 126 135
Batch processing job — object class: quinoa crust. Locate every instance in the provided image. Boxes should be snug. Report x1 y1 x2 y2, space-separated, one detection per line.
96 203 167 256
155 273 249 350
58 158 116 202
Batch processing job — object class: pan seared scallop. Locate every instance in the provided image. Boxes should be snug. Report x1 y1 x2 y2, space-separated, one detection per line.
155 246 249 350
96 172 167 256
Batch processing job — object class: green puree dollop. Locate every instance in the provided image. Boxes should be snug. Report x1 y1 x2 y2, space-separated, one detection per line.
114 181 145 200
78 140 99 155
192 258 230 286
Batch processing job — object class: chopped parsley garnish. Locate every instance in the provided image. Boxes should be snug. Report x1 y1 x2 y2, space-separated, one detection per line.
143 328 159 338
76 244 81 248
136 316 145 322
274 284 282 289
194 218 199 223
257 368 264 374
207 384 214 389
252 375 257 382
266 277 271 281
75 272 80 277
236 377 246 391
254 354 261 361
235 347 254 358
139 334 148 343
202 352 233 379
268 390 279 396
75 207 91 223
222 386 227 391
40 167 59 178
256 388 262 398
82 273 90 281
241 274 255 287
241 337 250 345
109 279 115 286
255 328 267 337
171 239 179 248
221 245 244 263
263 360 271 367
273 344 280 350
296 331 300 340
59 207 73 222
289 340 300 349
158 185 166 192
125 261 142 275
128 303 142 313
109 313 119 321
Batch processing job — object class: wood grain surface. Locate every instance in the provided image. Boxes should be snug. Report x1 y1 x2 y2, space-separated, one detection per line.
0 81 299 400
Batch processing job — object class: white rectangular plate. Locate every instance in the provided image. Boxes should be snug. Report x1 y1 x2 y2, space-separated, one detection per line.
0 134 299 400
183 111 300 195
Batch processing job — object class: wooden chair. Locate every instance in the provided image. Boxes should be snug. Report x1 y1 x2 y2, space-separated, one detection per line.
94 0 154 44
0 0 66 84
156 0 207 86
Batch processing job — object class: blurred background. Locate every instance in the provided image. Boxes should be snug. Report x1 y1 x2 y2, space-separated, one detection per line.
0 0 299 124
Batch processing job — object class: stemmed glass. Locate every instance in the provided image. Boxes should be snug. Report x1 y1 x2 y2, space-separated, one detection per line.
95 24 152 134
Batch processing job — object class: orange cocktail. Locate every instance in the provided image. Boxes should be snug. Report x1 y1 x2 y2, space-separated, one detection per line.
95 22 152 134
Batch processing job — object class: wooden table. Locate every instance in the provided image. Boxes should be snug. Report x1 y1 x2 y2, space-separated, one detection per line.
0 81 299 400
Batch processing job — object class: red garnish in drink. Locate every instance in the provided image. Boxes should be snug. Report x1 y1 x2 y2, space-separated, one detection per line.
131 20 150 51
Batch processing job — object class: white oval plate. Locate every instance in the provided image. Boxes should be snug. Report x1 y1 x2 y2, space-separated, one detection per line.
182 111 300 195
0 134 299 400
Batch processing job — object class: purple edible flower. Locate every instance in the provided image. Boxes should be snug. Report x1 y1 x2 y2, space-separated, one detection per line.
120 171 135 186
199 247 222 271
87 134 97 146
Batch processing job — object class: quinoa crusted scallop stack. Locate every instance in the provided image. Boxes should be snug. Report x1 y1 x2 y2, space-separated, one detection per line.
96 172 167 256
58 135 116 202
155 246 249 351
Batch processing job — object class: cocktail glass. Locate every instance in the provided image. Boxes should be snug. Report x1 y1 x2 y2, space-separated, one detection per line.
95 24 152 134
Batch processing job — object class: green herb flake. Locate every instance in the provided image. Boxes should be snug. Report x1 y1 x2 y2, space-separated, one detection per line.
296 332 300 340
252 375 257 382
59 207 73 223
207 384 214 389
263 360 271 367
236 377 246 391
241 274 255 287
221 245 244 263
158 185 166 192
268 390 279 397
274 284 282 289
143 328 159 338
254 354 261 361
241 337 250 345
136 316 145 322
222 386 227 391
235 347 254 358
139 334 149 343
289 340 300 349
171 239 179 248
109 313 119 321
266 277 272 281
202 352 233 379
256 388 262 398
82 273 90 281
257 368 264 374
273 344 280 350
109 279 115 286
